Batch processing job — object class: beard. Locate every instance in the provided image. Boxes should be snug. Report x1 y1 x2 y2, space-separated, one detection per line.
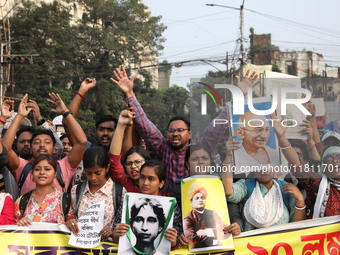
170 142 187 151
19 151 33 160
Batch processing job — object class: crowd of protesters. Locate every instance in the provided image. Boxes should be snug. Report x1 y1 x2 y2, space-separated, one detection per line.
0 66 339 251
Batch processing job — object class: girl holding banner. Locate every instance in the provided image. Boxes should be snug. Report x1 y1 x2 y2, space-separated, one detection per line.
65 147 115 241
113 160 181 253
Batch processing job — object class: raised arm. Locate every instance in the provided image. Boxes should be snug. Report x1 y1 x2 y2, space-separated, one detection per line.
47 93 87 168
299 119 320 161
270 113 300 167
111 66 166 156
0 99 14 142
197 70 259 153
110 110 134 156
221 135 241 196
2 95 32 171
63 78 97 145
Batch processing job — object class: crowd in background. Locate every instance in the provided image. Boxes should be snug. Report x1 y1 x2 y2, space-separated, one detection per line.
0 66 339 252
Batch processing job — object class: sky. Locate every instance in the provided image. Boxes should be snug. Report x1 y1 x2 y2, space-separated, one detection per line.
143 0 340 89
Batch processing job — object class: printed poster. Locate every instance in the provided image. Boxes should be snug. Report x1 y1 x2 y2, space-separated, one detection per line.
181 175 234 253
227 97 281 176
118 193 176 255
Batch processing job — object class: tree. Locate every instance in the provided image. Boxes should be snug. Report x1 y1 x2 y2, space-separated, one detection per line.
8 0 166 135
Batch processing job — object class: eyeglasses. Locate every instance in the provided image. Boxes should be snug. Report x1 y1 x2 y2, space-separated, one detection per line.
126 159 145 168
323 155 340 164
97 127 115 132
167 128 189 134
240 127 270 134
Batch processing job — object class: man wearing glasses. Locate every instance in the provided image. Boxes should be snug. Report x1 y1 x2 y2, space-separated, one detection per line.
111 66 259 194
234 111 280 175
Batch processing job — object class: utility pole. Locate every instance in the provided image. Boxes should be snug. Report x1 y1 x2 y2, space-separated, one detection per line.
207 1 246 79
239 1 245 79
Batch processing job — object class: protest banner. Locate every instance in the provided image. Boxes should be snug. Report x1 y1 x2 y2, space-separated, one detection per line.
0 215 339 254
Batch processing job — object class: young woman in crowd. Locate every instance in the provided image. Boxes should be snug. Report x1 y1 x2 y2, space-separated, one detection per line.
65 146 115 241
14 154 70 226
112 160 181 252
222 113 306 231
277 117 340 219
109 110 151 192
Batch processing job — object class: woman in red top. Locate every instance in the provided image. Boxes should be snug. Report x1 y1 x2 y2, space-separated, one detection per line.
109 110 151 192
0 193 14 225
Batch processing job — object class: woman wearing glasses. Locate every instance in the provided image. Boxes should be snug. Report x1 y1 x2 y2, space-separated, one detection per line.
109 110 151 193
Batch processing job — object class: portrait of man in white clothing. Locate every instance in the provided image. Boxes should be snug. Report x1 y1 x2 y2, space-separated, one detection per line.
229 101 281 176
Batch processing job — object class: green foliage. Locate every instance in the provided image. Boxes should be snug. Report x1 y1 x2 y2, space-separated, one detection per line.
7 0 166 138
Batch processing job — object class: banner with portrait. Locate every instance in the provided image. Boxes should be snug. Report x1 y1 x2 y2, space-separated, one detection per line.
181 175 234 253
118 193 177 255
227 97 281 177
0 216 339 254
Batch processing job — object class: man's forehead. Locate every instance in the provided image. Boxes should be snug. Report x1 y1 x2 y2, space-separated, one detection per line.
18 131 33 139
169 120 187 128
97 121 115 128
33 134 53 141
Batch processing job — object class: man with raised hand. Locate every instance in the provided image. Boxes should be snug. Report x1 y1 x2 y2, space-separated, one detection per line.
2 93 87 195
111 66 258 194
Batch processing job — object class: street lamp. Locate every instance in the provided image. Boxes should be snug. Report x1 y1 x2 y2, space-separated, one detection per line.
206 1 246 78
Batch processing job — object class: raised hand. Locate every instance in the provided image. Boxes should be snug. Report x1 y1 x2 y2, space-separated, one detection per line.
79 78 97 95
27 100 42 122
270 113 286 139
236 70 259 96
17 94 32 117
299 119 313 140
1 99 14 119
301 93 315 117
118 109 135 126
110 66 136 97
47 93 68 115
225 135 241 156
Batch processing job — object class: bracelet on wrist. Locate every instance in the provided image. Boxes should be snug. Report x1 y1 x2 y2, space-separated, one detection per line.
294 203 306 210
171 240 181 250
279 143 291 150
75 91 86 99
36 118 46 126
0 119 6 125
62 110 73 118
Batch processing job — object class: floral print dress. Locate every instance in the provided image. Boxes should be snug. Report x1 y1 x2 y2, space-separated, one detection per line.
14 189 64 223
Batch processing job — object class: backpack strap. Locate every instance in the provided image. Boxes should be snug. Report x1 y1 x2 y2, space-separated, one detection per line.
112 182 123 212
55 162 65 191
61 192 71 220
74 181 87 218
19 190 33 216
18 163 33 193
